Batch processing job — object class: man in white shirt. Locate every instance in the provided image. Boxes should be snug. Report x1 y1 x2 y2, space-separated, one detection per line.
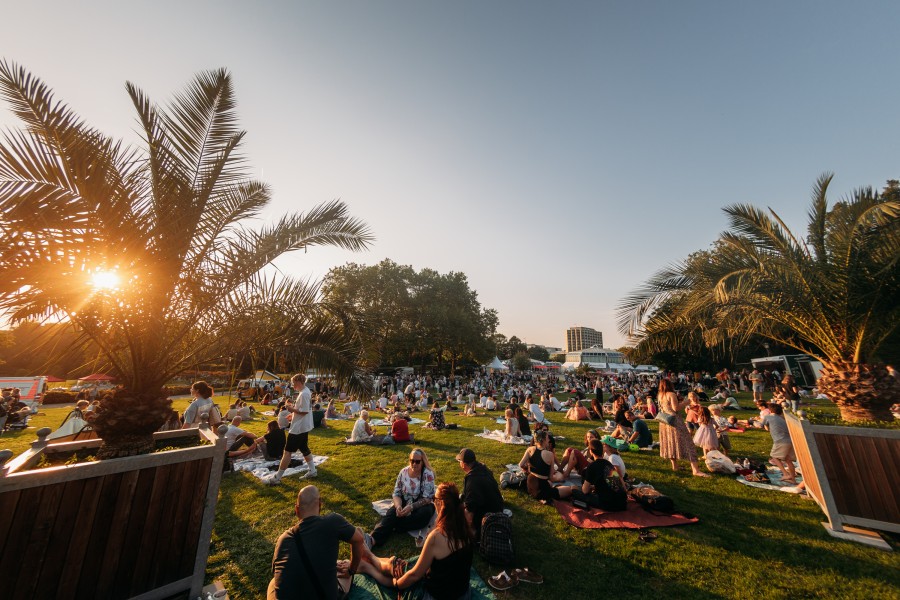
224 415 259 459
272 374 316 484
549 394 562 412
528 401 547 427
484 396 497 411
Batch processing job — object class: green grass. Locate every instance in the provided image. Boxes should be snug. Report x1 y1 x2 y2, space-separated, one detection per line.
4 392 899 599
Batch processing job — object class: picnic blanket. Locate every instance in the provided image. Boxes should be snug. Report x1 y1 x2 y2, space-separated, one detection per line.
504 464 580 487
372 499 437 541
347 559 494 600
232 454 329 482
372 418 425 427
555 498 700 529
477 429 532 445
735 466 804 493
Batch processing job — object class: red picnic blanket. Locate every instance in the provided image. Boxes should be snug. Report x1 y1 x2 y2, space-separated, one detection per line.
555 498 699 529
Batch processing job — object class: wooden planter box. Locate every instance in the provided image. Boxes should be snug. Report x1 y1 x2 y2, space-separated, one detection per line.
785 411 900 548
0 422 228 599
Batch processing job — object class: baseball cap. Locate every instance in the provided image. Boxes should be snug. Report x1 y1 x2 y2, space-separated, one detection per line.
455 448 476 463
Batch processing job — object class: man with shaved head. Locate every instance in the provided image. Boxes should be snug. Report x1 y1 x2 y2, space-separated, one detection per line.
267 485 367 599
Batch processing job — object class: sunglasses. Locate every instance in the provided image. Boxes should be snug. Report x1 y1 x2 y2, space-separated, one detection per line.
409 459 422 464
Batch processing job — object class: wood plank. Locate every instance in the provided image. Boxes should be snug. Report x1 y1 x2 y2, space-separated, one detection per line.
166 458 200 576
148 460 187 588
111 466 158 598
180 457 212 577
74 473 124 599
54 476 103 600
94 469 141 594
14 475 67 599
129 461 174 595
1 486 44 598
0 489 21 555
32 479 88 600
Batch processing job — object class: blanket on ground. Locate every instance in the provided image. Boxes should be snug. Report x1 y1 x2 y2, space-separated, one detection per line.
371 418 425 427
555 498 700 529
232 454 329 482
478 429 532 445
341 435 395 445
735 465 804 493
347 558 494 600
504 464 580 487
371 499 437 540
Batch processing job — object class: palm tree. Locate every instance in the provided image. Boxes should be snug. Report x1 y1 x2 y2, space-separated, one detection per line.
0 62 374 456
617 174 900 421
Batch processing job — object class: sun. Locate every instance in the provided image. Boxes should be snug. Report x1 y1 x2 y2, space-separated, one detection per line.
91 271 120 290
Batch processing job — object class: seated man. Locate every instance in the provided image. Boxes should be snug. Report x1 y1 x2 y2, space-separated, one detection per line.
312 403 328 428
549 393 562 412
721 396 741 410
223 416 259 459
268 486 369 600
456 448 503 537
528 401 548 429
569 439 627 511
625 410 653 448
484 395 497 411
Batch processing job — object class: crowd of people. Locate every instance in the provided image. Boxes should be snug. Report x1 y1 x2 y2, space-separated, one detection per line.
164 367 814 599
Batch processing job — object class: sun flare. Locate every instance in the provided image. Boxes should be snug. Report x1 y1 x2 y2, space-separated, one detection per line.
91 271 120 290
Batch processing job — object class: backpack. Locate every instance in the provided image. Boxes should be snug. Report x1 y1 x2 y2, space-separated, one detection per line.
479 512 514 566
630 487 675 514
208 403 224 427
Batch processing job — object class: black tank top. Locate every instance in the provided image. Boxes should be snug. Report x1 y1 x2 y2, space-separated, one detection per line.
528 448 551 478
425 543 473 600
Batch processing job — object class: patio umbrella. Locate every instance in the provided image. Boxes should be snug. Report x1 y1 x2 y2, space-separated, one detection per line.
43 375 66 382
79 373 116 382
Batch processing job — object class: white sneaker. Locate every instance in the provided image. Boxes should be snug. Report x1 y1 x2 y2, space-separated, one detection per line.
267 474 282 485
301 469 318 479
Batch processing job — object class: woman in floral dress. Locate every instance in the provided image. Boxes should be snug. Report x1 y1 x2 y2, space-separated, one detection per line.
657 379 709 476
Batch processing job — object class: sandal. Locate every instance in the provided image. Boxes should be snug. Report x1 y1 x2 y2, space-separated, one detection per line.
512 568 543 584
638 528 658 542
488 571 519 591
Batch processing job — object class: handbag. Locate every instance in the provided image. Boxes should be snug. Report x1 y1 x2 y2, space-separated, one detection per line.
654 411 676 426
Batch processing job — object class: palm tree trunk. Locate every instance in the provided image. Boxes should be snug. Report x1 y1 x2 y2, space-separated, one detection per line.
816 361 899 422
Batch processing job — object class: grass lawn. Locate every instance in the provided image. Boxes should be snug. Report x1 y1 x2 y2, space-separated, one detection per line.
4 392 898 599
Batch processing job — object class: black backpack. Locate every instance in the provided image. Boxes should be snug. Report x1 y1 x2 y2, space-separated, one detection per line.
479 512 514 565
631 487 675 514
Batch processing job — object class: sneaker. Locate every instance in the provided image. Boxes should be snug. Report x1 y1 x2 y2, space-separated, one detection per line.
301 469 318 479
267 474 282 486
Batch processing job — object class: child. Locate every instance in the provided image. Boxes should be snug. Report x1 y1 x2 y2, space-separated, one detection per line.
684 392 702 433
708 405 732 455
692 406 718 458
600 435 628 481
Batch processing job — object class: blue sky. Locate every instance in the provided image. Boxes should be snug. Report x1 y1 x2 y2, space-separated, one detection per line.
3 1 899 348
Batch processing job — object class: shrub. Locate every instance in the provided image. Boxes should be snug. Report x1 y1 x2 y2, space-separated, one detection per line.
42 391 78 404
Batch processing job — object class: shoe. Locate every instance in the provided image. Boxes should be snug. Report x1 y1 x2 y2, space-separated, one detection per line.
363 533 374 550
301 469 318 479
266 474 282 486
488 571 519 591
512 568 543 584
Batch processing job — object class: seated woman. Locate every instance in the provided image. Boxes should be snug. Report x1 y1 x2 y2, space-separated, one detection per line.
350 410 376 442
565 401 591 421
325 398 338 419
275 400 291 430
358 483 473 600
589 395 604 420
517 430 573 504
225 401 241 421
561 429 601 478
515 406 532 438
611 401 632 439
258 420 286 460
367 449 437 548
569 439 628 511
600 435 628 481
425 401 446 430
504 408 522 440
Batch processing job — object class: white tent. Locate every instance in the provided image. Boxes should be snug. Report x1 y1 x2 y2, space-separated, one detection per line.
485 356 509 371
47 414 95 443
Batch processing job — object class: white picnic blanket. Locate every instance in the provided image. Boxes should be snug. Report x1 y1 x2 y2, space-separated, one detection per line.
371 499 436 541
735 465 804 493
494 417 552 425
262 410 275 416
371 418 425 427
232 454 329 483
477 429 532 445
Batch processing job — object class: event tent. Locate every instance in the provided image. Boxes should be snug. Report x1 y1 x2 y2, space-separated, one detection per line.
484 356 509 371
78 373 115 382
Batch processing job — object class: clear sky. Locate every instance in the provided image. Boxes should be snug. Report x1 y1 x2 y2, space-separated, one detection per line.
4 1 899 349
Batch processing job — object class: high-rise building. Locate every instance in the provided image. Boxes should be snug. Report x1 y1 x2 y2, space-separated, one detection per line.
566 326 603 352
